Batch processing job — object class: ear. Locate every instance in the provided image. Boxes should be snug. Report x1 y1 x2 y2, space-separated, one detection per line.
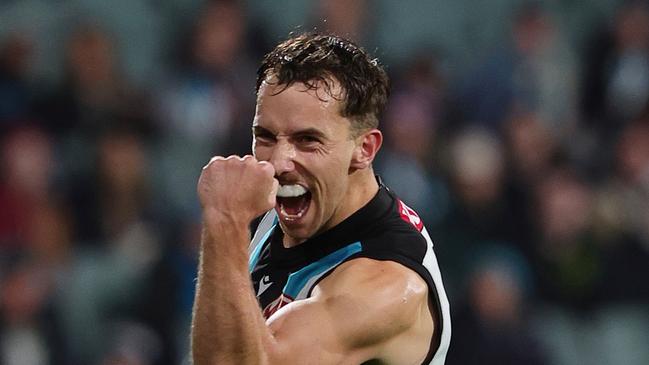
350 129 383 170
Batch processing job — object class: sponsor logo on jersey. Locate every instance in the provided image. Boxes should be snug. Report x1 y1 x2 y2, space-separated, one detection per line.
397 199 423 231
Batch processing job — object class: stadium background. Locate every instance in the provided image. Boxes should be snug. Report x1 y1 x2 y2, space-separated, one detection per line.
1 0 648 364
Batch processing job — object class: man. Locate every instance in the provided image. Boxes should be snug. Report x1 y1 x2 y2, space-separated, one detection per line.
192 33 451 364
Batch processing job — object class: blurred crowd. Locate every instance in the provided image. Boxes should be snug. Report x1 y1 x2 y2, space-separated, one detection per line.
0 0 648 364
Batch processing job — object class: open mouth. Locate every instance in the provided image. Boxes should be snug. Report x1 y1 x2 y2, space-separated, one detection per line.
276 184 312 221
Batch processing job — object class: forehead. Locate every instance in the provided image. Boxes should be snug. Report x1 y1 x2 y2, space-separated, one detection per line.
254 80 350 133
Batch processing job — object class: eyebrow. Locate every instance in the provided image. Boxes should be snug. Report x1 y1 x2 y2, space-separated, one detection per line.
252 126 327 140
252 125 272 136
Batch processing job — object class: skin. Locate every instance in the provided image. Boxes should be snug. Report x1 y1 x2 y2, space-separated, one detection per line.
192 79 435 364
252 80 380 247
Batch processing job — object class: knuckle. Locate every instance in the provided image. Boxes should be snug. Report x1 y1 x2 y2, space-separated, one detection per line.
258 161 275 175
204 156 227 168
244 157 257 166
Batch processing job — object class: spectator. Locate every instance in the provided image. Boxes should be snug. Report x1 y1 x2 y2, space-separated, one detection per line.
458 2 577 139
447 244 546 365
580 1 649 177
532 168 604 309
57 128 162 364
40 25 154 139
0 126 56 250
376 52 450 226
154 0 256 220
309 0 373 44
0 34 35 131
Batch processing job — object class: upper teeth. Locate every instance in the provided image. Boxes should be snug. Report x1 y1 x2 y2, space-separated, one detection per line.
277 184 307 197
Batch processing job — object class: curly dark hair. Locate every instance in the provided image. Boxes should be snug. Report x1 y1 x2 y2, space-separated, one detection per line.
256 33 390 135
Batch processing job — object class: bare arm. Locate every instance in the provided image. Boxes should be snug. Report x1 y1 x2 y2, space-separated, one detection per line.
191 155 434 365
264 258 434 364
191 219 269 364
191 155 278 365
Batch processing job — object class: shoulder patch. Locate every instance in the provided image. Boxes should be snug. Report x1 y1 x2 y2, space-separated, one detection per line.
397 199 423 232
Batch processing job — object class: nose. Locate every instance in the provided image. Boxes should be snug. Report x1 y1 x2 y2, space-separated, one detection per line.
269 140 296 175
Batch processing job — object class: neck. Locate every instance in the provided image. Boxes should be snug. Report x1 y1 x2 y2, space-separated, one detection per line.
346 168 380 212
329 168 380 231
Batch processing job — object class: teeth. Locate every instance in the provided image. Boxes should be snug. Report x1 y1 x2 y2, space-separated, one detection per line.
277 184 307 197
280 205 306 220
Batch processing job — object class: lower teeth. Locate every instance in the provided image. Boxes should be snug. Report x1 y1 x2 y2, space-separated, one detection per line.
280 205 305 220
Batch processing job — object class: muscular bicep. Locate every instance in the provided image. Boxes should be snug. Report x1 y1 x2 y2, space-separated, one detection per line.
264 296 370 364
262 259 433 365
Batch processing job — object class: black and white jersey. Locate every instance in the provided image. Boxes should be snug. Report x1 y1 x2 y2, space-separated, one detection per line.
248 183 451 365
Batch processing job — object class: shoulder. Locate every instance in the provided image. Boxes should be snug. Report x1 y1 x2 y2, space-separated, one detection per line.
365 190 430 251
262 258 433 364
309 257 435 363
359 217 431 272
317 257 428 297
314 257 430 335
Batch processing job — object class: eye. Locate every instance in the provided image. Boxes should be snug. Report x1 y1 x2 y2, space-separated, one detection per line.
295 135 321 144
254 131 276 144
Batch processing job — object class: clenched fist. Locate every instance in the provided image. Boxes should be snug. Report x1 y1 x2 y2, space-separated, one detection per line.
198 155 279 225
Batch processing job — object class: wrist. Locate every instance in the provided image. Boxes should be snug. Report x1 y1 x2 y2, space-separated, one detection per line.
202 207 251 230
200 209 251 266
201 208 252 254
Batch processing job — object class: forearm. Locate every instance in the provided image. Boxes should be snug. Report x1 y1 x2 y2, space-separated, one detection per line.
191 215 271 365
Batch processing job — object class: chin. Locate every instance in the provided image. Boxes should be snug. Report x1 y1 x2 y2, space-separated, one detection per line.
280 227 312 246
275 213 316 244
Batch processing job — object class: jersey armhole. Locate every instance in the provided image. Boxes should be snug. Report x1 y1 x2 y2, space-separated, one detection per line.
248 210 278 272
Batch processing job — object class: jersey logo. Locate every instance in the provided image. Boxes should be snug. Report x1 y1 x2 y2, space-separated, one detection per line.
257 275 273 297
263 294 294 319
398 199 423 231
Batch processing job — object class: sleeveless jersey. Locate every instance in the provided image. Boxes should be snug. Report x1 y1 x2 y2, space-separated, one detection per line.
248 183 451 365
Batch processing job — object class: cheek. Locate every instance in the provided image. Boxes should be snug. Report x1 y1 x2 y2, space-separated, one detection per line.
320 157 351 195
253 143 270 161
310 153 349 179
